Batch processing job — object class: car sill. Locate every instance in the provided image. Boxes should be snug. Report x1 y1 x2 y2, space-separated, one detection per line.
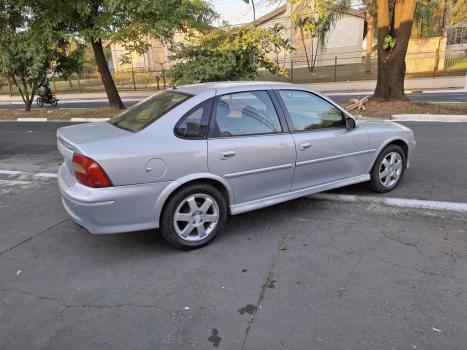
230 174 370 215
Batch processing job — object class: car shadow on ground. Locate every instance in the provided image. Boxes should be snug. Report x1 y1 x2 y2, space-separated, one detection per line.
73 198 310 254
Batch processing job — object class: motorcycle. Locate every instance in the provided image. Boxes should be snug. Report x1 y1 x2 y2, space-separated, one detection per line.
36 90 59 107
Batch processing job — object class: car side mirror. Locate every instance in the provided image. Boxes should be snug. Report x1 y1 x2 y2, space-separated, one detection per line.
345 117 357 129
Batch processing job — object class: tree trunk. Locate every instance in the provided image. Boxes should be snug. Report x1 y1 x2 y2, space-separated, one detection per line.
364 8 374 73
372 20 408 101
372 0 416 101
24 98 32 112
434 0 451 72
299 27 312 71
90 38 125 109
12 76 32 111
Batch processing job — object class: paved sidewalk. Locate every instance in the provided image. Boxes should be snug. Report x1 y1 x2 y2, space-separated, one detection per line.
305 75 467 92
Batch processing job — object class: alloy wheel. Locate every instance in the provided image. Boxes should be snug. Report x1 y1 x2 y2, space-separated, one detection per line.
173 193 219 242
379 151 403 188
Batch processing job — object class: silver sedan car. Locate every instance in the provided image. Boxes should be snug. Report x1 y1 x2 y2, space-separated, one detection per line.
57 82 415 249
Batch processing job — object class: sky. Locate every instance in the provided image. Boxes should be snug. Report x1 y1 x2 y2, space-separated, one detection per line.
208 0 282 25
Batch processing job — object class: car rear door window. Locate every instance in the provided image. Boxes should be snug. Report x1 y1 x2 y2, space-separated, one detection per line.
278 90 345 131
174 99 213 139
212 91 282 137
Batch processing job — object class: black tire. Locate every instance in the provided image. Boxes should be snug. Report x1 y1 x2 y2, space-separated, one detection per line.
160 183 228 250
367 144 406 193
36 97 43 108
51 97 58 107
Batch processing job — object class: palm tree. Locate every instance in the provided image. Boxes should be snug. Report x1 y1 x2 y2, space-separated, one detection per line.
294 0 350 71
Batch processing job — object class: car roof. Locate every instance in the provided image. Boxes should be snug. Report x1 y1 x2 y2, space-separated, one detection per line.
174 81 301 95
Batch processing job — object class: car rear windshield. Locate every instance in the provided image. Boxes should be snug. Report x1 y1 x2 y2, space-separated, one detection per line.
109 91 192 132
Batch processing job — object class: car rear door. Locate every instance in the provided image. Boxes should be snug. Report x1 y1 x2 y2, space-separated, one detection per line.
275 89 371 191
207 90 296 204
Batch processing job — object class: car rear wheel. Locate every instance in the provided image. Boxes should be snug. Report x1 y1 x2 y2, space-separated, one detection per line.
160 184 227 250
367 144 406 193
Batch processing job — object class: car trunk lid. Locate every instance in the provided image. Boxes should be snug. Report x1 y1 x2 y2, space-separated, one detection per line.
57 121 129 175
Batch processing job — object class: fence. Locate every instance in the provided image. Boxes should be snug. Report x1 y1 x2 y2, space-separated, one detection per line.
259 48 467 84
1 49 466 95
0 69 172 96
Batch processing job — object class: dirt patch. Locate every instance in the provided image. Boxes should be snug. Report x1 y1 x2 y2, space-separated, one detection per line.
348 100 467 119
0 107 120 120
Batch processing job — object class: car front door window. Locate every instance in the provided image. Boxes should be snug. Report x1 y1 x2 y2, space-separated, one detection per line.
278 90 345 131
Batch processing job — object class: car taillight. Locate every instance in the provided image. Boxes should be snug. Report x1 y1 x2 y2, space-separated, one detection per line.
72 153 113 188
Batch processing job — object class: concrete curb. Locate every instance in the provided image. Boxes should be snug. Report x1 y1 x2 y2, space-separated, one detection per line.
69 118 110 122
391 114 467 122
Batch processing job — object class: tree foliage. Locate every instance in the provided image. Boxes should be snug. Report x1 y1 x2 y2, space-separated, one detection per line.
0 1 84 111
169 24 293 84
39 0 218 108
449 0 467 25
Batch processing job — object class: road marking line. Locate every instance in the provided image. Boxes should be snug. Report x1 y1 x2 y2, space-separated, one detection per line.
17 118 48 122
310 193 467 213
0 170 25 175
33 172 58 178
0 179 31 185
0 169 57 179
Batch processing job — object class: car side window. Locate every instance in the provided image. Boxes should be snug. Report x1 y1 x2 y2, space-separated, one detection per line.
278 90 345 131
212 91 282 137
174 99 213 139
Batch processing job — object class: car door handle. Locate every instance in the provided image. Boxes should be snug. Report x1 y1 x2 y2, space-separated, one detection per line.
221 150 236 159
299 142 312 151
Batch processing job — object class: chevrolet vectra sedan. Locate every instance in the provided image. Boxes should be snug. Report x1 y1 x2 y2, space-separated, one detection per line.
57 82 415 249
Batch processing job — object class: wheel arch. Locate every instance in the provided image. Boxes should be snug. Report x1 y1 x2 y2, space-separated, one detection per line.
153 173 234 227
368 138 409 173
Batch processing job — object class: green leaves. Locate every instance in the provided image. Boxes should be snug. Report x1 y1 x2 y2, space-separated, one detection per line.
0 0 85 109
294 0 349 48
383 35 396 50
53 0 217 53
168 24 292 84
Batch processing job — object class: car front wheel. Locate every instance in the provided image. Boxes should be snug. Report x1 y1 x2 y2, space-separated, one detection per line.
368 144 406 193
160 184 228 250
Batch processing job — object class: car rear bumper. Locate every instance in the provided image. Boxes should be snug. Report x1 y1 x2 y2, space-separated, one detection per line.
58 164 173 234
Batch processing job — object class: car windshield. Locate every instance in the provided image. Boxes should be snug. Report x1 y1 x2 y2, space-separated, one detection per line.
110 91 192 132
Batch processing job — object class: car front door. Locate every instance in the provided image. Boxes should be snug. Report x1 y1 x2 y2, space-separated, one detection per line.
207 90 296 204
276 89 371 192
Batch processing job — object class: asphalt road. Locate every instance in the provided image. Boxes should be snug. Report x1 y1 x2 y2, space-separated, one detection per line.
1 120 467 349
0 91 466 110
1 175 466 349
1 121 466 202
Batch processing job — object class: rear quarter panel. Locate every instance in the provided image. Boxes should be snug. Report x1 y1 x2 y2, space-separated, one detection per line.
78 90 216 186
